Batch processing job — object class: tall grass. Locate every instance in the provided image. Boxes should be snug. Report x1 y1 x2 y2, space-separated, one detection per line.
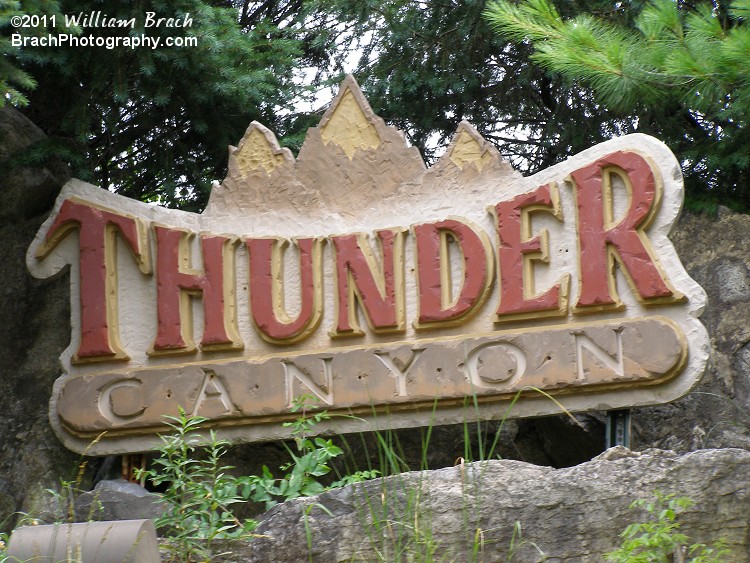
311 388 580 561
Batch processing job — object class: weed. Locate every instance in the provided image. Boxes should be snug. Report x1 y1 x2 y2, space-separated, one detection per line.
0 531 8 562
337 388 576 561
605 491 731 562
138 398 382 560
36 432 106 525
135 408 258 562
238 395 380 511
506 521 546 561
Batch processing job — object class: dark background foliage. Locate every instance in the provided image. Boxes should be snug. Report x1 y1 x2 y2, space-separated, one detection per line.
4 0 748 210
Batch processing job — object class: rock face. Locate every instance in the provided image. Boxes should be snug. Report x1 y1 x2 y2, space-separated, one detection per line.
235 448 750 562
0 107 82 528
75 480 165 522
631 208 750 453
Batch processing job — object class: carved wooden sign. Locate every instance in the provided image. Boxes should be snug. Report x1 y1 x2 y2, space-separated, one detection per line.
28 77 709 454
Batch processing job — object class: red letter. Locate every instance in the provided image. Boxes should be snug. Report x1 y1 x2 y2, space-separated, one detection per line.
36 199 148 362
570 151 677 309
413 219 493 326
246 237 324 343
152 227 241 353
493 183 568 320
330 229 405 336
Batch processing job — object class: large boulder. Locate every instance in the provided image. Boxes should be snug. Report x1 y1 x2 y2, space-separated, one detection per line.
631 208 750 453
0 107 81 528
218 448 750 562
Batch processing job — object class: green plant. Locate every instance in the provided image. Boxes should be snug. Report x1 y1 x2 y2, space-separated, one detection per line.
239 395 380 510
484 0 750 209
239 436 345 511
43 470 101 526
13 432 107 528
605 492 731 562
0 530 9 562
0 432 108 563
139 399 382 560
506 521 546 562
136 408 258 562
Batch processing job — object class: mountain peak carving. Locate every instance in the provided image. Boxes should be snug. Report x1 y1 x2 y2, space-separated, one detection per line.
204 76 519 227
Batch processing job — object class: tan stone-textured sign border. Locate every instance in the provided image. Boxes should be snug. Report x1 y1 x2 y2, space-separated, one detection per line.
28 77 709 454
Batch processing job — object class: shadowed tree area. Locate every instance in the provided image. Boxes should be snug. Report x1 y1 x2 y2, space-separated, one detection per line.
3 0 317 210
486 0 750 210
4 0 748 210
309 0 644 170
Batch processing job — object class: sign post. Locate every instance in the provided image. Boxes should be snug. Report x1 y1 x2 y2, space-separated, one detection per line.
606 410 632 448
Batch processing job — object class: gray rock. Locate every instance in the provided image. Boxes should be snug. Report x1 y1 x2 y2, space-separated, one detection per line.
75 480 166 522
632 210 750 453
715 258 750 303
0 489 15 530
0 107 70 224
0 107 81 530
230 448 750 562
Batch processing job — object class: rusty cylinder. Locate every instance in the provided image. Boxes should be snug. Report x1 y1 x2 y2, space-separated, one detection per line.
6 519 160 562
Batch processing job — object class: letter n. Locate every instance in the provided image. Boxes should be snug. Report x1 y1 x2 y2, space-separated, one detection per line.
330 229 406 336
282 358 334 407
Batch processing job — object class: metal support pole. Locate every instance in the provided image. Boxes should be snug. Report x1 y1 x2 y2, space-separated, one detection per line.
606 409 631 448
122 453 147 485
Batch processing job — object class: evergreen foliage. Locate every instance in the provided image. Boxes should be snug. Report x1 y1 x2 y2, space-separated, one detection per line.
5 0 311 210
485 0 750 209
9 0 747 209
310 0 641 174
0 0 38 107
